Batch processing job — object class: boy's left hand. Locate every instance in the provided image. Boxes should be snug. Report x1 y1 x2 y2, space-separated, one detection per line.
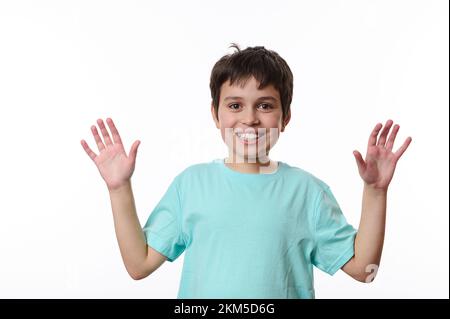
353 119 412 191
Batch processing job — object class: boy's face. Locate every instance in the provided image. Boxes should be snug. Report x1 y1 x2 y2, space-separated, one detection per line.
211 76 290 162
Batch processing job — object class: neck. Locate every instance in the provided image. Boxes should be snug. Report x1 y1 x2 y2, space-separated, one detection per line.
224 156 278 174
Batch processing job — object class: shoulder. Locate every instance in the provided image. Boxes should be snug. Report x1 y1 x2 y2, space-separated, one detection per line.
172 160 221 185
177 161 219 176
280 161 331 193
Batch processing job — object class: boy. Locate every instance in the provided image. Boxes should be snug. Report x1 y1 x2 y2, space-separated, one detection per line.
81 44 412 298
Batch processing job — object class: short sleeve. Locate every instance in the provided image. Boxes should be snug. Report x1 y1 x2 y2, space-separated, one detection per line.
142 177 186 262
311 187 357 275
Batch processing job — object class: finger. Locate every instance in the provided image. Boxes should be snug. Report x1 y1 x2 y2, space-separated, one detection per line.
377 119 394 147
91 125 105 152
353 150 366 172
106 118 123 145
97 119 113 146
81 140 98 161
394 137 412 160
385 124 400 152
128 140 141 163
368 123 383 147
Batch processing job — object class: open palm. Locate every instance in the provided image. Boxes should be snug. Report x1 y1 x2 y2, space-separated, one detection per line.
81 118 140 191
353 120 412 191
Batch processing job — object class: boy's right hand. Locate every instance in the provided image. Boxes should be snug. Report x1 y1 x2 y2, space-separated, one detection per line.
81 118 141 192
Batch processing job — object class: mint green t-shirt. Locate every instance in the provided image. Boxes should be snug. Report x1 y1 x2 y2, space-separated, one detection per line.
143 159 356 299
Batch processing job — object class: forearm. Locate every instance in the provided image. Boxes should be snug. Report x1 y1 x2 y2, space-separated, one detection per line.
108 180 148 277
354 184 387 269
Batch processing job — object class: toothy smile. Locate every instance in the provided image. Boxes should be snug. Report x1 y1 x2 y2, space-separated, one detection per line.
235 132 259 139
233 130 266 144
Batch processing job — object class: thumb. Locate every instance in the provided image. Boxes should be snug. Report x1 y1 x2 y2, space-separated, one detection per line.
353 150 366 172
128 140 141 163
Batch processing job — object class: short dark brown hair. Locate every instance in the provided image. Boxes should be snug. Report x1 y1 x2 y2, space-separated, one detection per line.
210 43 293 121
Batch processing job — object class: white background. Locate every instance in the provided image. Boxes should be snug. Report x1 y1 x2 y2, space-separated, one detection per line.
0 0 448 298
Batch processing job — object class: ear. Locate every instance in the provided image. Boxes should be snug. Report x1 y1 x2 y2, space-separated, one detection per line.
211 102 220 129
281 109 291 132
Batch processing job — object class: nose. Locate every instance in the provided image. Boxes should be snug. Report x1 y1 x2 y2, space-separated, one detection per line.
240 108 260 126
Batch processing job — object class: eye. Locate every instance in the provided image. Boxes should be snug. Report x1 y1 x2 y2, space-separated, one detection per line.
258 103 273 110
228 103 241 110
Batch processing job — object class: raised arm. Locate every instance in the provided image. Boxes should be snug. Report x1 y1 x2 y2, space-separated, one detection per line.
342 119 412 282
81 118 166 280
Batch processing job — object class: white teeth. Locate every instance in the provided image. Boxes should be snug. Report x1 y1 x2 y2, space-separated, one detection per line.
234 130 266 140
237 133 258 139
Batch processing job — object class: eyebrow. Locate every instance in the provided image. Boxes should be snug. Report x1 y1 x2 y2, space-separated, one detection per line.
223 96 278 102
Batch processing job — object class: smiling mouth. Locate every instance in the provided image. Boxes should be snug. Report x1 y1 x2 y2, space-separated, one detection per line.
233 131 266 144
